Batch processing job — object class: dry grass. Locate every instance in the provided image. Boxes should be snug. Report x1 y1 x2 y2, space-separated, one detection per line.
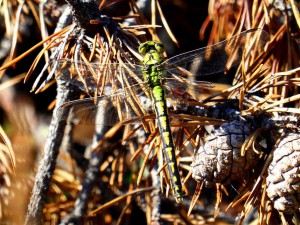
0 0 299 224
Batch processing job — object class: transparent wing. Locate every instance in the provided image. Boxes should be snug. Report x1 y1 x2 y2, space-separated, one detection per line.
51 59 146 96
52 59 196 126
163 29 269 77
51 59 154 125
53 29 269 125
55 85 153 125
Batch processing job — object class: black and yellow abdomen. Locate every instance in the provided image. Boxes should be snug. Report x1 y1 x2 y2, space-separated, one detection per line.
139 41 184 203
151 85 184 203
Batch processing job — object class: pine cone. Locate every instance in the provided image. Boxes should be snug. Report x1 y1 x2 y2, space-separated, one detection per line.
191 120 258 187
266 133 300 214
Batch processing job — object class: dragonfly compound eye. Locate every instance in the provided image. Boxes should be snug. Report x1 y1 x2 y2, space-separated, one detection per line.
154 42 165 53
138 43 148 55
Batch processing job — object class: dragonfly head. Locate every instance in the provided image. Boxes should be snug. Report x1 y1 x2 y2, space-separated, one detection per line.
138 41 165 65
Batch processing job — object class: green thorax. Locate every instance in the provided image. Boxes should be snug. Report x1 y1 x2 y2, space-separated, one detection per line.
138 41 166 87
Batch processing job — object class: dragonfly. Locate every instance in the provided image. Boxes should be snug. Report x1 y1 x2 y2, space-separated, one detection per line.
54 29 268 203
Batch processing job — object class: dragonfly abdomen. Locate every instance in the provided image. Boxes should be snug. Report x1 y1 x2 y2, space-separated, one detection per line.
151 85 184 203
